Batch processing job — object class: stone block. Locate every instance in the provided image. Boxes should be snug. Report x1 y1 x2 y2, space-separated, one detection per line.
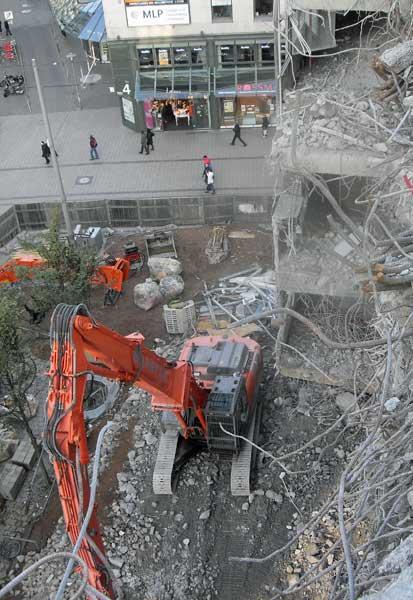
11 440 37 470
0 463 26 500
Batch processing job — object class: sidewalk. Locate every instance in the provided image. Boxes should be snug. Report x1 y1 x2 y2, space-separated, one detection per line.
0 108 274 207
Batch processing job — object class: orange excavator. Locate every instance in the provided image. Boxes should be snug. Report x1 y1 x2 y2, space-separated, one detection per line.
0 252 130 306
44 303 263 598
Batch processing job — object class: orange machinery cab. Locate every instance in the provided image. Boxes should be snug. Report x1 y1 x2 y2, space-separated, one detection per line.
177 335 263 453
0 253 46 284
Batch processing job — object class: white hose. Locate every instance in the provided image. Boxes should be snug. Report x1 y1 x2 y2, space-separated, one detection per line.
55 421 113 600
0 552 88 599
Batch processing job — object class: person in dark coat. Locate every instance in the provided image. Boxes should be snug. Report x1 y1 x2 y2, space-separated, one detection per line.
4 20 11 36
0 22 3 34
146 128 155 151
139 130 149 155
89 134 99 160
231 122 247 146
41 141 51 164
262 115 269 137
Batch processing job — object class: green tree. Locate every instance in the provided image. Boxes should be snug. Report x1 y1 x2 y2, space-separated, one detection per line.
0 292 50 483
22 211 98 317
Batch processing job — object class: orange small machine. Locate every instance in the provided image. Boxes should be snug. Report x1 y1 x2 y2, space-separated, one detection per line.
0 253 130 305
44 303 263 598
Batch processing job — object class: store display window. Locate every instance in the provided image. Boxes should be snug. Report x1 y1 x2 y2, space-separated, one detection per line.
149 98 209 130
138 48 154 67
156 47 171 67
236 44 255 63
219 95 275 127
220 44 235 66
191 46 206 65
259 43 274 63
173 46 190 65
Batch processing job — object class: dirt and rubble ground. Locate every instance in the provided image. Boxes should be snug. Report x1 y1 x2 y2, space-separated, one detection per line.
0 220 372 600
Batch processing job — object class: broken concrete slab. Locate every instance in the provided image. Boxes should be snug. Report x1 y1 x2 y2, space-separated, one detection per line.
11 440 37 471
0 463 26 500
276 146 395 178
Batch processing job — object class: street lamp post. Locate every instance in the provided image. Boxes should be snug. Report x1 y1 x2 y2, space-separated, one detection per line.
66 52 81 109
32 57 73 238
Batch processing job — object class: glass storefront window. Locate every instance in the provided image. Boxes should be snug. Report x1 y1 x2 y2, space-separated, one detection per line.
156 48 171 67
173 46 190 66
237 44 255 63
219 95 275 127
259 43 274 63
138 48 154 67
191 69 209 94
191 46 206 65
211 0 232 19
220 44 234 66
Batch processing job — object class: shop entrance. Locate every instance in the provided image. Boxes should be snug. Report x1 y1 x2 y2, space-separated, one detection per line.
145 97 209 131
220 94 275 127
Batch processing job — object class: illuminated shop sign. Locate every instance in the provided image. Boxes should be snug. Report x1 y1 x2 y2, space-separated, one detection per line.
125 0 190 26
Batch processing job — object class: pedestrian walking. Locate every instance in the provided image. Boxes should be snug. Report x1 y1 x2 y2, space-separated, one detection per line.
139 130 149 155
41 141 51 165
262 115 269 138
0 22 3 34
202 154 212 183
231 122 247 146
146 128 155 151
205 167 215 194
4 21 11 36
89 134 99 160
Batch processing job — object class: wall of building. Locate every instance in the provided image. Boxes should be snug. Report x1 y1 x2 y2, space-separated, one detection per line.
290 0 390 11
102 0 277 42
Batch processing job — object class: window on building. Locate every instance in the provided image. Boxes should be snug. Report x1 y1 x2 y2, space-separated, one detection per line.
191 46 206 65
259 42 274 62
236 44 255 63
138 48 154 67
156 47 171 67
255 0 273 16
173 46 190 65
220 44 235 66
211 0 232 20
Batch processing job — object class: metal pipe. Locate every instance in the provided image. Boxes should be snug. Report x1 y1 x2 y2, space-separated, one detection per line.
32 58 73 238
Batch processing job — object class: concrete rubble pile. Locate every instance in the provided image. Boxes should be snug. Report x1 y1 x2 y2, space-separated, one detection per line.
200 265 281 327
134 258 184 311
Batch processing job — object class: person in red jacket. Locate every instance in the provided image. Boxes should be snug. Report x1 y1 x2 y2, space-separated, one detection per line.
202 154 211 184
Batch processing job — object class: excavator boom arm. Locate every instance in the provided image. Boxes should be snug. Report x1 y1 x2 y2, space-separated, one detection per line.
45 304 207 598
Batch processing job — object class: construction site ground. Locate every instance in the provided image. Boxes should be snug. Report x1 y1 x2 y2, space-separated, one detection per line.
0 222 367 600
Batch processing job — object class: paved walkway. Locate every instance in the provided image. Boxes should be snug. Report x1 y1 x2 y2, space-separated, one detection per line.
0 108 274 208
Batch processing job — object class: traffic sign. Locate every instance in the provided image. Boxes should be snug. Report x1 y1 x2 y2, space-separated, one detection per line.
4 11 14 21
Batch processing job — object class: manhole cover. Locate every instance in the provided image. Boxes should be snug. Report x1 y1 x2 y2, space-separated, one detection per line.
75 176 94 185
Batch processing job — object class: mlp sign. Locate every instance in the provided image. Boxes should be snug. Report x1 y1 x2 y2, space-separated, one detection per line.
126 1 190 26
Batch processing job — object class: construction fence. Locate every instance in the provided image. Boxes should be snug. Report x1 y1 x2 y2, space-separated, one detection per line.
0 195 272 248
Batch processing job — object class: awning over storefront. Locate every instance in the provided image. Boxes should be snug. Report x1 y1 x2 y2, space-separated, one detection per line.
79 1 106 43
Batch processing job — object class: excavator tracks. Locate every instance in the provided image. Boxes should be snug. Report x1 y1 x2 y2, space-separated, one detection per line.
230 397 262 496
152 430 179 495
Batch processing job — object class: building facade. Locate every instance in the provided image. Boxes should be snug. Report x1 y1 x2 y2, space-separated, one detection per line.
103 0 301 131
